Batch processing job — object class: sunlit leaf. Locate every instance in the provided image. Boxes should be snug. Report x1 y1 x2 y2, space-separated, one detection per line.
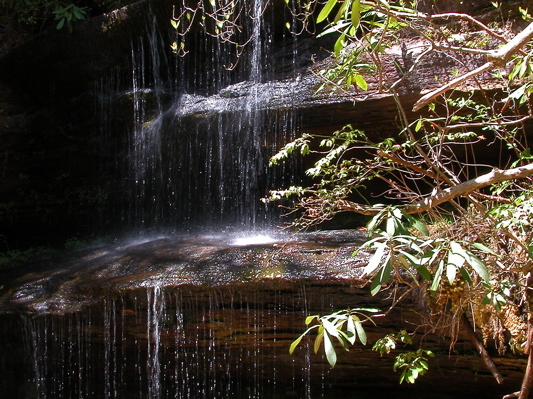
446 262 457 285
334 33 346 56
451 242 489 281
430 260 444 291
322 318 340 338
363 242 387 276
317 0 338 23
415 118 423 132
353 73 368 90
370 259 391 295
315 328 325 353
355 321 367 345
324 331 338 367
471 242 498 256
289 334 304 354
346 315 357 344
333 0 348 23
351 0 361 27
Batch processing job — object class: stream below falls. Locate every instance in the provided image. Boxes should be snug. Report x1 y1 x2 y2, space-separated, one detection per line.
0 231 521 398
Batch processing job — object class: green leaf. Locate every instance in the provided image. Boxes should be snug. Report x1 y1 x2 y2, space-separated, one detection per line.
355 321 367 345
471 242 498 256
289 334 305 354
363 242 387 275
370 274 382 296
334 33 346 56
451 241 490 281
430 260 444 291
333 0 348 23
353 73 368 90
290 325 318 354
416 264 432 281
446 262 457 285
346 315 357 344
57 17 65 30
386 214 395 236
315 328 325 353
464 250 490 281
72 7 85 20
447 244 465 284
317 0 338 23
366 207 387 234
415 118 423 132
322 318 340 338
404 214 429 236
370 259 391 296
337 330 352 349
458 267 473 283
324 331 338 367
351 0 361 27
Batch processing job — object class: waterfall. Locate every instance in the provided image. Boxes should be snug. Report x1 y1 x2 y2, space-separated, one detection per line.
0 230 373 398
105 0 304 235
0 2 371 399
3 286 345 398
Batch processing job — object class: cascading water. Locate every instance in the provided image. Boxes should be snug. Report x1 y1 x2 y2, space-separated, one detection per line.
117 0 304 234
0 1 387 398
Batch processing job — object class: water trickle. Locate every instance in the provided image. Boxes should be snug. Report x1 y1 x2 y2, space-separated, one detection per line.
88 0 307 235
146 286 164 399
0 2 383 398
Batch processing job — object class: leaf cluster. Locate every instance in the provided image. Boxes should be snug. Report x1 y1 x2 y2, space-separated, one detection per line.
266 0 533 390
357 206 492 296
289 308 379 367
1 0 129 33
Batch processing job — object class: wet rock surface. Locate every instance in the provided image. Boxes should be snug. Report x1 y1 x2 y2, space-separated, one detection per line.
0 232 527 398
0 230 367 314
0 0 517 247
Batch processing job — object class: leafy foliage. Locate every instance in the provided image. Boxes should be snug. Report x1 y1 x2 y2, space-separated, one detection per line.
0 0 129 33
265 0 533 393
356 206 491 296
291 312 434 384
167 0 533 393
393 349 434 384
290 308 378 367
53 3 87 32
373 329 434 384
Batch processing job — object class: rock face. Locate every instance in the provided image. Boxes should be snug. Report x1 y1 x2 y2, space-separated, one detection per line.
0 232 526 398
0 0 522 247
0 3 530 396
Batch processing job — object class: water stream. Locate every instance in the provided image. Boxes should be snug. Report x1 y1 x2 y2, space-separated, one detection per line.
0 231 378 398
0 1 402 398
112 0 304 234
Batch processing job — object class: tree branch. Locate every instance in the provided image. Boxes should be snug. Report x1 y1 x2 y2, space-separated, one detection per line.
461 313 504 385
337 162 533 215
412 62 493 111
412 21 533 112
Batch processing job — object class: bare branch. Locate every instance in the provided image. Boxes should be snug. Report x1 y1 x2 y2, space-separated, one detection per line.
426 13 508 43
413 21 533 112
488 22 533 67
461 313 504 384
337 162 533 215
413 62 493 111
